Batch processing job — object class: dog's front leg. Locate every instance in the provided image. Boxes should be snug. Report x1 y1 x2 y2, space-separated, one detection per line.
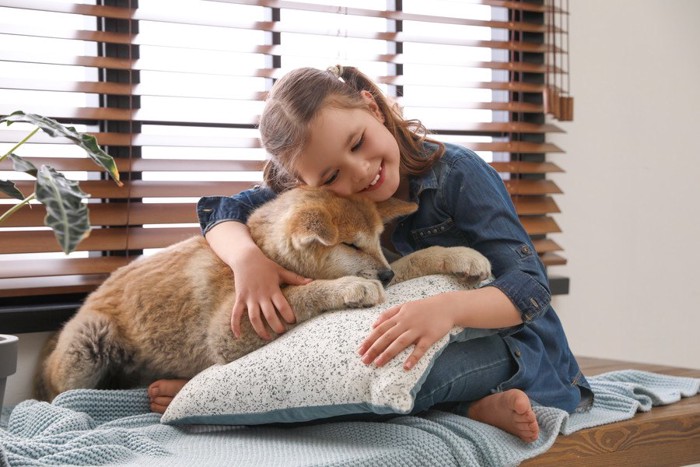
284 276 386 322
389 245 492 287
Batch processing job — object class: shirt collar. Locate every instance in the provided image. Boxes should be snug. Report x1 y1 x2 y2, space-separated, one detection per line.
407 142 441 200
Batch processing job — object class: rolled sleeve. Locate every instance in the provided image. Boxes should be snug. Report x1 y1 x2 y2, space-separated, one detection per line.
196 186 277 235
489 269 550 323
441 149 551 324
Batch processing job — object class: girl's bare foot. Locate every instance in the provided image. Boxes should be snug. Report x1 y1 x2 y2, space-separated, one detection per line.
467 389 539 442
148 378 189 414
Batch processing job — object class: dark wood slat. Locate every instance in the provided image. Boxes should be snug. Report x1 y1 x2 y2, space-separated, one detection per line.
491 161 564 174
4 180 257 199
520 216 561 235
0 257 132 279
0 130 263 148
0 156 264 172
0 0 552 32
0 227 199 254
540 252 566 266
532 238 563 254
0 202 198 227
513 197 561 215
0 21 554 55
0 49 552 75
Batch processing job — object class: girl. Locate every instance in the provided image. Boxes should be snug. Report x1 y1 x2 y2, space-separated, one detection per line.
148 66 591 442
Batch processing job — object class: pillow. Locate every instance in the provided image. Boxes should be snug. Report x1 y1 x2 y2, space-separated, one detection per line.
161 274 495 425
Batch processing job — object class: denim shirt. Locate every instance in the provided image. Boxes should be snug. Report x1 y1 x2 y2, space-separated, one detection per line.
197 142 591 413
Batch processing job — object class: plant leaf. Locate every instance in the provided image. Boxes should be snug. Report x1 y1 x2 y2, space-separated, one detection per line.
9 153 38 177
35 165 91 254
0 179 25 200
0 111 122 186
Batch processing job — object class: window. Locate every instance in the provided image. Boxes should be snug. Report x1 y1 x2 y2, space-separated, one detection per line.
0 0 570 331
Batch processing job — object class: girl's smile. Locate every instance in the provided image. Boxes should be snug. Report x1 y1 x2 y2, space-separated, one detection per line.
362 162 384 193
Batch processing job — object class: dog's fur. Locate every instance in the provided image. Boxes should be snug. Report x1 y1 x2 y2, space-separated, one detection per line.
35 187 491 401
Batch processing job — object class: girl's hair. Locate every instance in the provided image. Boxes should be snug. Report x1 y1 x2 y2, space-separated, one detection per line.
259 65 445 192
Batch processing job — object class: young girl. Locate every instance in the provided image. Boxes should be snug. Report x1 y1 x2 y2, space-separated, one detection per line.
148 65 591 442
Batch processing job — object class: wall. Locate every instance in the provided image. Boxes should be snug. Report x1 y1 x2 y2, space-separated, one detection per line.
4 0 700 407
550 0 700 369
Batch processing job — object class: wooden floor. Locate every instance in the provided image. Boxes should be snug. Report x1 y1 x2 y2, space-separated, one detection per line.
521 357 700 466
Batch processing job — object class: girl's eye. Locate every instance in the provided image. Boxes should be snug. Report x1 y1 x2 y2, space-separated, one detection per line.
351 134 364 152
342 242 360 250
323 170 339 186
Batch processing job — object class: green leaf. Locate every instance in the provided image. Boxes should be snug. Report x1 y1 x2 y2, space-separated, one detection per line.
9 153 38 177
0 179 25 200
35 165 91 254
0 111 122 186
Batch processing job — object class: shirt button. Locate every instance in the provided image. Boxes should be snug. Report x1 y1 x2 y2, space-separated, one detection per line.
514 349 522 358
521 245 531 254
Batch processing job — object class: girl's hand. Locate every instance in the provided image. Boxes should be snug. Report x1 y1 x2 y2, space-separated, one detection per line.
357 293 457 370
230 246 311 340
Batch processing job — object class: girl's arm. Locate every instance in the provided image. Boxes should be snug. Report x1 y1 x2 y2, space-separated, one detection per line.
359 284 522 370
360 146 547 369
198 188 310 340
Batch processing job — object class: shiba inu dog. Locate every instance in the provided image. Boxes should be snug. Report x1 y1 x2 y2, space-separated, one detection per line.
35 187 491 401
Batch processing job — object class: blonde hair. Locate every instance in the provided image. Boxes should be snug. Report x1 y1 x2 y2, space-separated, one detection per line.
259 66 444 193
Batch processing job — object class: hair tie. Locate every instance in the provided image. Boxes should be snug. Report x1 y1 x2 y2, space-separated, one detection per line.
327 65 344 82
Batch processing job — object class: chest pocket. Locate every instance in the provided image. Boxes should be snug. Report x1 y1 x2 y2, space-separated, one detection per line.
411 218 468 249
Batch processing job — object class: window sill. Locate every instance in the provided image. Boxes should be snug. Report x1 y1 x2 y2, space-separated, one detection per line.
1 277 570 334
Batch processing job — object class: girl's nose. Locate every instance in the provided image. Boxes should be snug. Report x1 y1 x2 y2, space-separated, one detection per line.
350 159 370 184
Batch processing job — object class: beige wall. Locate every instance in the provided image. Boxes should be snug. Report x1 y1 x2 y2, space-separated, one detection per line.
5 0 700 408
550 0 700 369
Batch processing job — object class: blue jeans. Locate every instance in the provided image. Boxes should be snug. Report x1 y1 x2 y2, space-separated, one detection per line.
410 334 515 416
307 334 515 425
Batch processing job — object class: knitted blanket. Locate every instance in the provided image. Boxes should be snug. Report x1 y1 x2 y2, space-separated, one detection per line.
1 370 698 467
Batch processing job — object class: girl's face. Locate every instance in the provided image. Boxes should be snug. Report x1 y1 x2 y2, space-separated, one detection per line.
294 92 401 203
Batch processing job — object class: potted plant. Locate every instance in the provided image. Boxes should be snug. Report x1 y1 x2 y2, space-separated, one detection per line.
1 110 122 254
0 334 18 413
1 112 120 411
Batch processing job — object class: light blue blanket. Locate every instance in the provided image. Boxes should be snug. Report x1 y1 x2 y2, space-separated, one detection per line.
1 370 698 467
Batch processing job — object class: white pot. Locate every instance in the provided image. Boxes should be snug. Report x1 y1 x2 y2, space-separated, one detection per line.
0 334 19 412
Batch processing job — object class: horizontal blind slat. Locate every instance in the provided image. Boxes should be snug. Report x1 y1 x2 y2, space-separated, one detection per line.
0 49 553 75
520 216 561 235
4 181 258 199
1 227 199 254
0 23 556 54
0 257 132 279
0 157 264 172
1 203 198 227
0 275 106 297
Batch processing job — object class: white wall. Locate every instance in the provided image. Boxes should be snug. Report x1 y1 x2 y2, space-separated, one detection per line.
550 0 700 370
4 0 700 408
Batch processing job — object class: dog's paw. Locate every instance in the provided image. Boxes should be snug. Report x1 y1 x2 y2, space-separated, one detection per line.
335 276 385 308
438 247 492 287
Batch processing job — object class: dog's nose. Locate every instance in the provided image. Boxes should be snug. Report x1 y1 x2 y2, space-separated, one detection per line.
378 269 394 287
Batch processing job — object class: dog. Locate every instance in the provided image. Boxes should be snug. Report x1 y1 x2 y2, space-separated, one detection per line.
35 186 491 401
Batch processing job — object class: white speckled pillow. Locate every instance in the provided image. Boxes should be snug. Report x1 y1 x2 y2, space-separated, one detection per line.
161 274 494 425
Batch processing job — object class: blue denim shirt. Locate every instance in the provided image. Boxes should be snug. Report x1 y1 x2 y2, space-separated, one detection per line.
197 142 591 413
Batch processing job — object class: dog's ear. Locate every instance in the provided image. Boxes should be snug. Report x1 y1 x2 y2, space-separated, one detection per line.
376 197 418 223
289 208 339 248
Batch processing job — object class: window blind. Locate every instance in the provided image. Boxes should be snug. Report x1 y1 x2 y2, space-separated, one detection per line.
0 0 570 318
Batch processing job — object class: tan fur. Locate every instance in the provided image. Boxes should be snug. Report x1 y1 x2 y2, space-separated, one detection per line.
35 187 491 401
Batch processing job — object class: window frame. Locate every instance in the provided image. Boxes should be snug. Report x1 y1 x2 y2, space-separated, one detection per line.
0 0 570 333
